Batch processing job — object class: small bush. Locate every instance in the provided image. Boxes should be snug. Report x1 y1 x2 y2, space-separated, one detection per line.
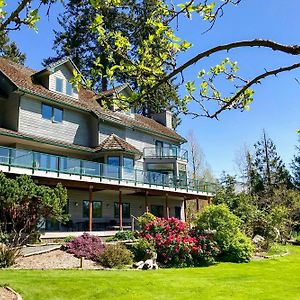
127 238 156 262
267 243 288 256
108 231 136 242
98 244 133 268
65 233 104 261
138 212 156 230
0 245 21 268
221 232 254 263
0 232 10 245
64 236 75 243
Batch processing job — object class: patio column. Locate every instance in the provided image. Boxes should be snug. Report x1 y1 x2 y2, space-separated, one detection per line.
165 193 170 218
145 190 149 213
88 185 93 232
119 190 123 231
183 197 187 222
196 198 200 212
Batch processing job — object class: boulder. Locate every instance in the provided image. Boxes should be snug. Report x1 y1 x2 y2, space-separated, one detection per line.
143 259 154 270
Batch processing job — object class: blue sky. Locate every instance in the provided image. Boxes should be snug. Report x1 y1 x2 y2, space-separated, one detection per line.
8 0 300 177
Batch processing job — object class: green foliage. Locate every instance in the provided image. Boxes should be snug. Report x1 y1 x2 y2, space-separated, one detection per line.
97 243 133 268
107 231 136 241
127 238 155 262
221 232 254 263
0 32 26 64
138 212 156 230
0 245 21 268
291 140 300 190
195 204 241 251
195 204 254 262
267 243 288 256
63 236 75 243
0 173 68 245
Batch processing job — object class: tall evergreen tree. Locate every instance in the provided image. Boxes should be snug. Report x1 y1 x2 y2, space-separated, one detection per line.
253 130 292 193
45 0 181 118
291 140 300 190
0 33 26 64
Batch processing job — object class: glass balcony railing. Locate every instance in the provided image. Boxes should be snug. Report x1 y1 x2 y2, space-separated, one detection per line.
143 147 188 161
0 146 216 194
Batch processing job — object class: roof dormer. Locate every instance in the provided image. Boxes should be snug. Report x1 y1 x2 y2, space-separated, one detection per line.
31 57 86 100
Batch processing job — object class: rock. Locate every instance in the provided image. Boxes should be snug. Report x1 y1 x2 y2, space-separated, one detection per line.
252 235 265 244
143 259 153 270
133 261 144 269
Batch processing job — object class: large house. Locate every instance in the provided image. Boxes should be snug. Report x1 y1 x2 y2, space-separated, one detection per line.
0 57 215 233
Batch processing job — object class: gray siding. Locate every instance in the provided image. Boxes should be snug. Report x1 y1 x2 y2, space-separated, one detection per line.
18 95 93 147
49 65 79 99
1 93 20 131
99 122 126 143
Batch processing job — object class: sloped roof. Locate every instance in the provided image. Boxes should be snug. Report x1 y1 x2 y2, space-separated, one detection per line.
95 134 141 155
0 58 186 143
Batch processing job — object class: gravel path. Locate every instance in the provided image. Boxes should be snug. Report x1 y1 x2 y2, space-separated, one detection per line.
0 287 18 300
14 250 103 270
21 245 62 257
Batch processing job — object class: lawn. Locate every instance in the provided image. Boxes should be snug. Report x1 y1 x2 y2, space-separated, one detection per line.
0 246 300 300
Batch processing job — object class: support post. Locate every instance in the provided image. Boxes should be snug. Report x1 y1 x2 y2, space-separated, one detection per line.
165 193 170 218
196 198 200 212
145 190 149 213
184 197 187 222
88 185 93 232
119 190 123 231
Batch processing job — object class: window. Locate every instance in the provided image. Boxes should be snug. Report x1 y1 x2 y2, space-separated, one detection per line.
66 81 73 96
151 205 164 217
123 157 134 169
82 200 102 218
53 107 63 122
55 77 63 93
42 104 63 123
175 206 181 219
107 156 120 179
114 202 130 219
42 104 52 120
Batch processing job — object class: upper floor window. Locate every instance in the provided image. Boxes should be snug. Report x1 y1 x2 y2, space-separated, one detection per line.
66 81 73 96
42 104 63 123
54 76 74 97
55 77 63 93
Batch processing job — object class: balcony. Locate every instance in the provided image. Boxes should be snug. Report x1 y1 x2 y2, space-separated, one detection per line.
0 146 216 195
143 147 188 161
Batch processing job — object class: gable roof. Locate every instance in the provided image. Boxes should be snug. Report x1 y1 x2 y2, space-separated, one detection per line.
0 58 186 143
95 134 141 155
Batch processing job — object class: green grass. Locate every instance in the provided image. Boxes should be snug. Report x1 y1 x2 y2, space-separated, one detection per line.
0 246 300 300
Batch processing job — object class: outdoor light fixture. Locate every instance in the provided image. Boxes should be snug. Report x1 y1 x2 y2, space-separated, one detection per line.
74 202 79 207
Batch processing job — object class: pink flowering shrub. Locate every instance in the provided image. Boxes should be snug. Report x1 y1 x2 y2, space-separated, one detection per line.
65 233 105 261
140 217 219 267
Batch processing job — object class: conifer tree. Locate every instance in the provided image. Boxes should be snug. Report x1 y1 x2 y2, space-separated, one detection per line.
0 33 26 64
291 140 300 190
253 130 292 193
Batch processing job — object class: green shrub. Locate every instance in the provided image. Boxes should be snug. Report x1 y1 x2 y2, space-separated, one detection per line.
64 236 75 243
0 245 21 268
195 204 254 263
221 232 254 263
127 238 156 261
138 212 156 230
0 232 10 245
195 204 241 252
108 231 136 242
267 243 288 256
98 244 133 268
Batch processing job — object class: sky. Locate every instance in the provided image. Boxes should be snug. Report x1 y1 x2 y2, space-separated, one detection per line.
7 0 300 178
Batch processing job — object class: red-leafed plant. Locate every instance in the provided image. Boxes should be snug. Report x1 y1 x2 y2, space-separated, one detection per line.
140 217 219 267
65 233 105 261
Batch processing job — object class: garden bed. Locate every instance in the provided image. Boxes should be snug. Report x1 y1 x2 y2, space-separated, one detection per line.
14 250 102 270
